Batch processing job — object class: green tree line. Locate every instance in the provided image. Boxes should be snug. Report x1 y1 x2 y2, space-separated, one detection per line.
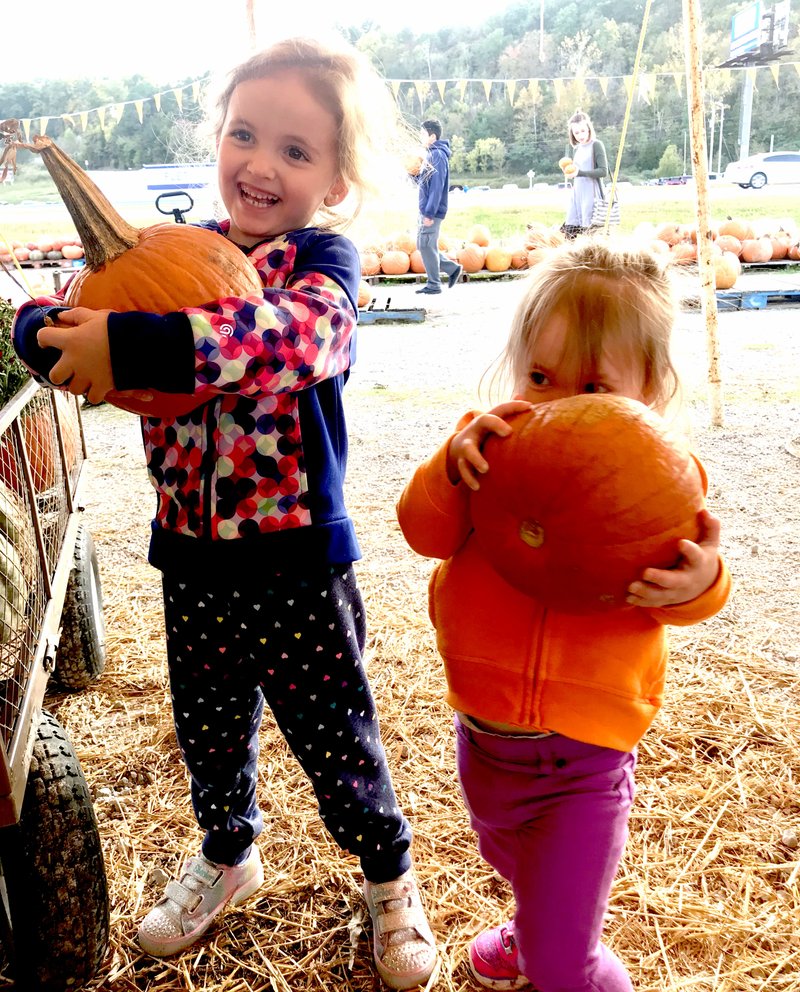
2 0 799 182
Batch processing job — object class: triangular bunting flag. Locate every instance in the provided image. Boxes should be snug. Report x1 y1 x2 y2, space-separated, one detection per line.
414 81 430 108
770 63 780 86
746 67 758 89
506 80 517 105
135 100 145 123
96 107 106 128
598 77 610 97
638 74 655 104
673 72 683 94
482 80 493 101
22 119 31 141
390 80 402 99
60 114 75 129
622 76 634 99
80 111 89 131
457 79 468 101
191 81 201 103
172 88 184 111
528 79 539 101
553 78 565 102
154 93 162 112
39 117 49 135
437 80 447 101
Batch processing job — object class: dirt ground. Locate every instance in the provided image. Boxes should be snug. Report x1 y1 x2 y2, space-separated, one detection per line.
51 273 799 991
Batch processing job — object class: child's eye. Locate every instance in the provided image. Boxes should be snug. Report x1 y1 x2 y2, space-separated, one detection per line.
583 381 610 394
529 370 550 387
286 145 310 162
230 128 253 143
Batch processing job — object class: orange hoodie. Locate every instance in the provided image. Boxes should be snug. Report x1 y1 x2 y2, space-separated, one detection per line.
396 414 731 753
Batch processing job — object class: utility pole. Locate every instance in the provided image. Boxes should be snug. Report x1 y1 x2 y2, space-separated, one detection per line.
717 103 725 173
708 102 716 172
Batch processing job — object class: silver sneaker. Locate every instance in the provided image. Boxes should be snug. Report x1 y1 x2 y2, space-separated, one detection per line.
138 847 264 956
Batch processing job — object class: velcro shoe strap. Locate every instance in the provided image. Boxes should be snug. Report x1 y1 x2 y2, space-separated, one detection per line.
368 880 417 904
164 880 201 911
376 907 421 938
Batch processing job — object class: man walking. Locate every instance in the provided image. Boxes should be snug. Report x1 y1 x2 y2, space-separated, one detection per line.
414 120 462 295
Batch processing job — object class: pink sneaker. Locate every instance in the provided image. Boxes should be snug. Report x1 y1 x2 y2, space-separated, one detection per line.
469 922 533 990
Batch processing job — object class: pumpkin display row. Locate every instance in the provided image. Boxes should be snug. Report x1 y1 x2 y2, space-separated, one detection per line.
0 237 85 264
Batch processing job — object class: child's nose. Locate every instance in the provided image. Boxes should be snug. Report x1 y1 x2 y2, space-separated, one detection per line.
246 150 277 179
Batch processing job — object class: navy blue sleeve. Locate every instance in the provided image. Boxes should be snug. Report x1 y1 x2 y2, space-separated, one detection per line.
289 229 361 313
12 301 70 385
107 311 196 392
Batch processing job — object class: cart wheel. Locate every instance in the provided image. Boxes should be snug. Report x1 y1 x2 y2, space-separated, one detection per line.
50 524 106 691
0 710 109 990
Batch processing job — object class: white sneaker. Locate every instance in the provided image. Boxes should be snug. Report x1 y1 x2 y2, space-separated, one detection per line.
364 870 438 989
138 847 264 956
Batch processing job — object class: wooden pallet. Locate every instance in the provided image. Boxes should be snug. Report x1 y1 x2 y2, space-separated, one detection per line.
357 297 426 323
715 288 800 311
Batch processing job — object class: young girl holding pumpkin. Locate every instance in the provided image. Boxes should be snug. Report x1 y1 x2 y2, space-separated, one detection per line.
13 35 436 989
396 237 731 992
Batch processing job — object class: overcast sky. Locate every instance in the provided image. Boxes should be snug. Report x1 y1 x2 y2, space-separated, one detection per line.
4 1 491 83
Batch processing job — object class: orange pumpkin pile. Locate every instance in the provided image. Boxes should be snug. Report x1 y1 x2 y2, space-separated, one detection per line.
637 214 800 289
469 394 705 614
358 221 566 281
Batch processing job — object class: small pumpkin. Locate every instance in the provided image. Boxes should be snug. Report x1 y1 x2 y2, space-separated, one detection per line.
715 234 742 257
388 232 416 255
408 249 426 274
360 251 381 276
457 243 486 273
787 242 800 261
739 237 773 263
712 251 741 290
468 224 491 247
670 242 697 265
357 281 372 308
718 217 754 242
558 156 573 171
509 249 528 270
380 250 411 275
469 395 705 614
484 247 512 272
24 136 263 419
563 163 579 179
654 223 683 247
61 243 85 260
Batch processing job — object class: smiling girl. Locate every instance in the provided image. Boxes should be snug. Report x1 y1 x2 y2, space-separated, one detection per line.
13 35 436 989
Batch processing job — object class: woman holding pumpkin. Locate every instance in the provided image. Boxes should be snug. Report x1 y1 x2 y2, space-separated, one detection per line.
561 109 609 239
397 237 731 992
13 35 436 990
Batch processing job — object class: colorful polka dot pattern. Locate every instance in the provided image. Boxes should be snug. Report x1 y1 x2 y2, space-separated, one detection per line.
162 566 412 878
140 235 356 540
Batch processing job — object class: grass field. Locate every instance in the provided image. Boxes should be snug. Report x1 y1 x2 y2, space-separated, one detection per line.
3 172 800 249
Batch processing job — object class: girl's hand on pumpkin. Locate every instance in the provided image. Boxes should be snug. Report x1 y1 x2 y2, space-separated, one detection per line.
37 307 114 406
447 400 532 489
626 510 722 608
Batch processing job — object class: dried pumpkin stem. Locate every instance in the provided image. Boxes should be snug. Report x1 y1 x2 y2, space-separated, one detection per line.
15 135 139 270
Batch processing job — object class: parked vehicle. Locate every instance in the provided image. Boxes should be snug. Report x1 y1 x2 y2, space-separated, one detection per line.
724 151 800 189
0 326 109 991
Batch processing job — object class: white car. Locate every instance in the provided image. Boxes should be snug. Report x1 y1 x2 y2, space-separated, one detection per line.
724 151 800 189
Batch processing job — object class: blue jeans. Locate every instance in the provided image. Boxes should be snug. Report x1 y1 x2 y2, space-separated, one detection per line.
455 717 636 992
417 216 459 290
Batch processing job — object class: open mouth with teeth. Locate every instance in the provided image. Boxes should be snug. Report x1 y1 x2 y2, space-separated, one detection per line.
239 184 279 207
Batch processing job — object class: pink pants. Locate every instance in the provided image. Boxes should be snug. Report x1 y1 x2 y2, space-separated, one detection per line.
455 717 636 992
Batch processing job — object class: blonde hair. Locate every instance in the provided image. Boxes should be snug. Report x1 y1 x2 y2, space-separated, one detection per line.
493 237 680 413
208 35 412 229
567 109 596 147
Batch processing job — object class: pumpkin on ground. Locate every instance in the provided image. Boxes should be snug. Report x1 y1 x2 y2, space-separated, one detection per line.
457 243 486 273
484 247 513 272
712 251 741 290
468 224 491 247
408 249 426 274
740 237 773 263
469 394 705 614
24 136 263 419
380 249 411 275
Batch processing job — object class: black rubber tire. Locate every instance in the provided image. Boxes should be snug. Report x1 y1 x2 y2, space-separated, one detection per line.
50 524 106 691
0 710 109 990
749 171 767 189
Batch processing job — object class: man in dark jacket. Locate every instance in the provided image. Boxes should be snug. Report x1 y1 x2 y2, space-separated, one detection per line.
414 120 462 295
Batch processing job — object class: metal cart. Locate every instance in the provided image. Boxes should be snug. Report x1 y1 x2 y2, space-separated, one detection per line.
0 380 108 990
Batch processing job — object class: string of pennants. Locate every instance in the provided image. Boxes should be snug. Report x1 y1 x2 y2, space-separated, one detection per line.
13 62 800 139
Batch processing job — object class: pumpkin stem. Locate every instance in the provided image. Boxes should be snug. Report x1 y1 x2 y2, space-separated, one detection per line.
17 136 139 269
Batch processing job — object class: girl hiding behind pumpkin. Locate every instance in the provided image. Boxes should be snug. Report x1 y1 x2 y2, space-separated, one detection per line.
396 237 730 992
13 34 436 990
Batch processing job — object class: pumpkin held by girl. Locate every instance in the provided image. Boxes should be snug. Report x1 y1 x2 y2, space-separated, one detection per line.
16 136 262 419
469 394 705 614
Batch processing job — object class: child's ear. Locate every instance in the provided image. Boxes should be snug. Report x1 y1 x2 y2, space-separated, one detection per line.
324 178 349 207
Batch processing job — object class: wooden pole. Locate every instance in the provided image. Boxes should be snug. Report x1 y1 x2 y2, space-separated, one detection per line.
683 0 724 427
246 0 257 51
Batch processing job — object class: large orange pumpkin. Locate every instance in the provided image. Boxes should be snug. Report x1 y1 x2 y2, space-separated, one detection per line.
740 237 773 263
712 251 741 290
27 136 263 419
469 395 705 614
484 247 512 272
380 250 411 275
458 243 486 273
